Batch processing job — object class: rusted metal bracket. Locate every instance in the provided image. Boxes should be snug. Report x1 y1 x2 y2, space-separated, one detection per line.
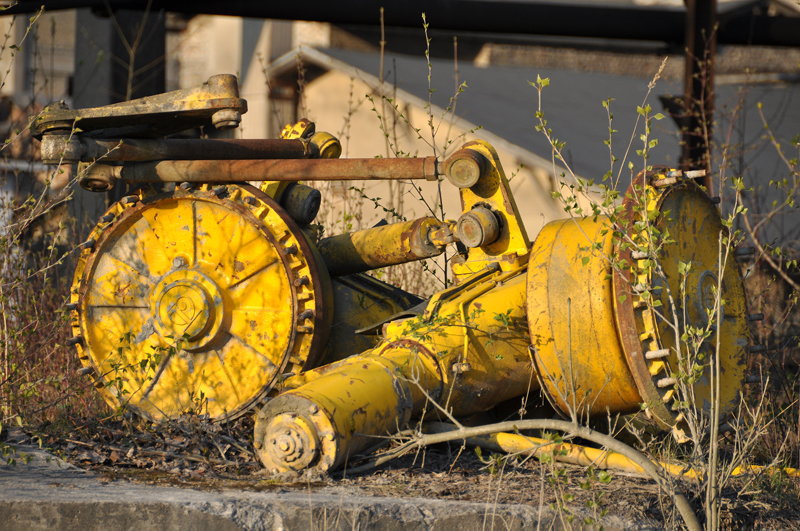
34 74 247 140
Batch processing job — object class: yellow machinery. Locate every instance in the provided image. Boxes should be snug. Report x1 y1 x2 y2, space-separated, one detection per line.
45 77 446 421
41 76 753 473
252 150 751 473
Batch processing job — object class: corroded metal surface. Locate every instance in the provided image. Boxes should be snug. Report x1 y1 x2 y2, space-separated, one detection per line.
613 173 748 434
317 217 446 278
253 143 539 472
42 137 313 164
69 184 332 421
527 170 748 437
103 157 440 184
255 265 535 472
35 75 246 140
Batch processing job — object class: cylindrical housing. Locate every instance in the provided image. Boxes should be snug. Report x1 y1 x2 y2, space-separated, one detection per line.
255 267 535 472
456 206 500 248
317 217 446 278
527 216 643 417
279 183 321 225
256 352 425 471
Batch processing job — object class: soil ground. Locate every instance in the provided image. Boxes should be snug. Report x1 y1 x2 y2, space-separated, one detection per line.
3 418 798 531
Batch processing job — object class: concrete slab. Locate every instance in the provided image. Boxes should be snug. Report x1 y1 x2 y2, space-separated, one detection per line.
0 445 659 531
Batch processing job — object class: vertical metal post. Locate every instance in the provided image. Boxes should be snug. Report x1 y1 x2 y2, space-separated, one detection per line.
71 8 166 236
681 0 716 191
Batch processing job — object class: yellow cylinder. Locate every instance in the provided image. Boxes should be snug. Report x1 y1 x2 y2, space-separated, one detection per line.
527 216 642 417
317 217 445 278
255 265 536 471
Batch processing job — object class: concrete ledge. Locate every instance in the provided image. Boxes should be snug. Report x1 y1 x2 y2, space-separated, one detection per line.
0 446 659 531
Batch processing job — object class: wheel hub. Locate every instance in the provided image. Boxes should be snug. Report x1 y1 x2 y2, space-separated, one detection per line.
152 269 225 348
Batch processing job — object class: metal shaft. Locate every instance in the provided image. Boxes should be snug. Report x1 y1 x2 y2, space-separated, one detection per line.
43 137 313 164
98 157 440 184
317 217 446 278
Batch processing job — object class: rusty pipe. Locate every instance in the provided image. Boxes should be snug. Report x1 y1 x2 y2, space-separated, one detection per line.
41 136 315 164
317 217 446 278
82 158 441 190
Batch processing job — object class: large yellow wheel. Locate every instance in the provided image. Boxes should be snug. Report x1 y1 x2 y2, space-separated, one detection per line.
69 184 332 421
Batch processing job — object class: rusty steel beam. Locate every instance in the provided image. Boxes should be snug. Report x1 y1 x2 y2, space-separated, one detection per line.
42 137 313 164
80 157 440 191
8 1 800 47
681 0 716 191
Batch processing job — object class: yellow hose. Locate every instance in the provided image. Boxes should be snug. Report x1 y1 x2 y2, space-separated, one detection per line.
427 424 799 478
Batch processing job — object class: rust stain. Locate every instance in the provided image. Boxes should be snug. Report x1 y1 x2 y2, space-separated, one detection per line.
116 281 133 304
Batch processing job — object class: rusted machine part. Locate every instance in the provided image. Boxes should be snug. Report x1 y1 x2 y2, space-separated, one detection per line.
42 137 313 165
456 206 501 248
41 129 343 165
255 352 421 472
317 217 447 278
446 141 531 281
527 171 748 438
34 75 246 140
67 183 333 421
279 184 321 226
84 157 440 189
254 264 536 472
443 148 486 188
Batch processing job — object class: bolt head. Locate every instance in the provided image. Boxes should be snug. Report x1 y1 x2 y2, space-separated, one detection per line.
309 405 319 414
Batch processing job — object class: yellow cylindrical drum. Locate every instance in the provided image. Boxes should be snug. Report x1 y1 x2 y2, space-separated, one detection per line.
527 176 748 433
527 216 642 417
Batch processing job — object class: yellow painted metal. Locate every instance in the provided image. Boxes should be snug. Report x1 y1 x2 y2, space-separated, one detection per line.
317 217 446 278
423 422 800 478
254 165 751 473
527 171 748 437
449 141 530 281
631 179 749 432
255 264 538 471
527 216 642 418
70 184 332 421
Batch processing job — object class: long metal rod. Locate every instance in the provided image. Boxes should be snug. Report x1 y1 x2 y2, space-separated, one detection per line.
40 136 312 164
88 138 311 162
114 157 440 183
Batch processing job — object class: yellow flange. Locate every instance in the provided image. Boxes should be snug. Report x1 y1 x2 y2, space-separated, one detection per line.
527 170 748 435
69 183 332 421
